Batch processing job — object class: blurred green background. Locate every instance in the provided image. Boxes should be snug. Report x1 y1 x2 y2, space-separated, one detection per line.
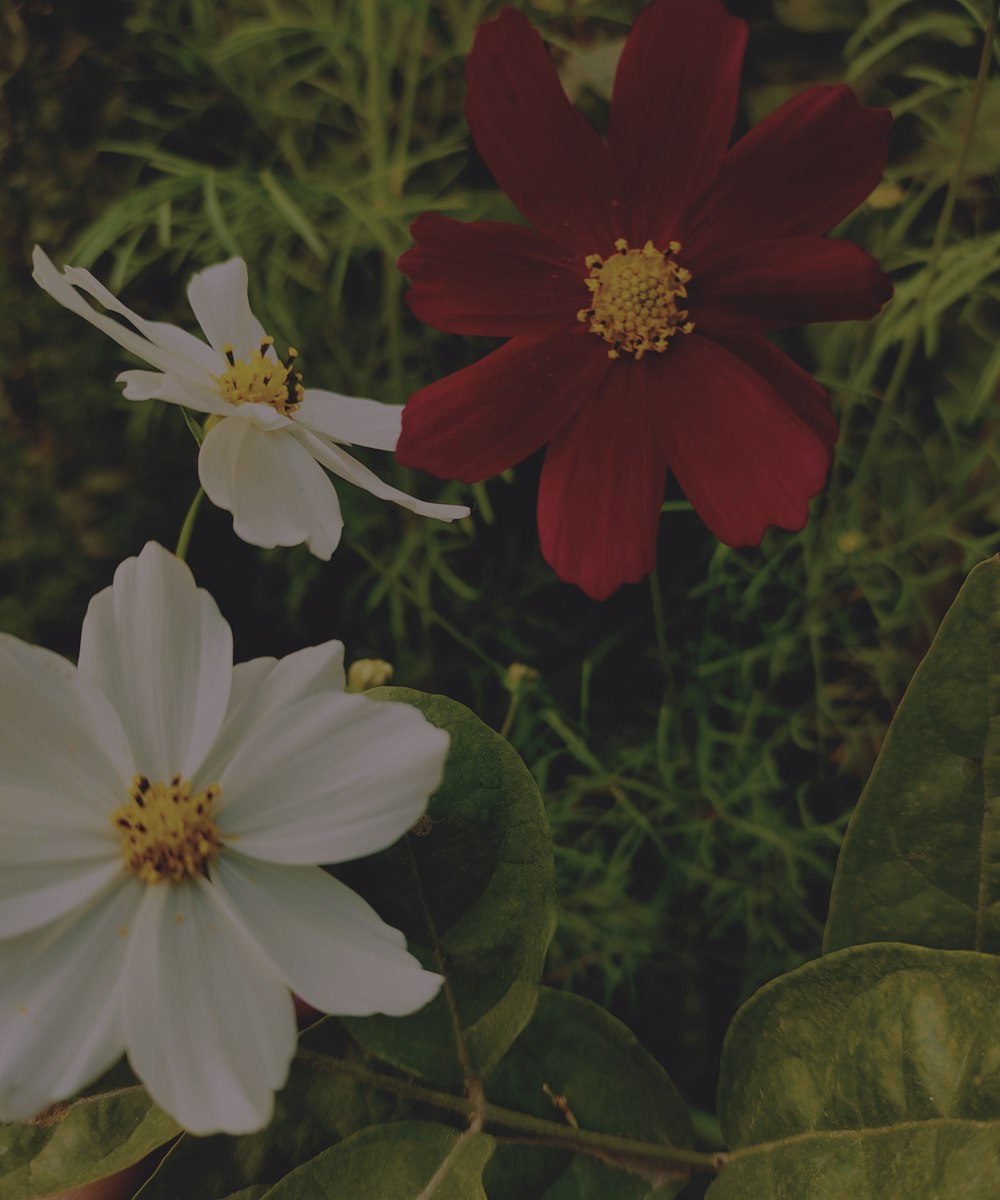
3 0 1000 1122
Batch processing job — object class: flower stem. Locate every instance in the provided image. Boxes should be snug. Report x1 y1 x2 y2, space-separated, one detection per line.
295 1048 725 1177
174 487 205 562
648 566 671 686
648 565 675 788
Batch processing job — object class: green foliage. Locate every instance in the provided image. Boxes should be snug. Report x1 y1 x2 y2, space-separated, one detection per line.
339 687 558 1084
483 989 694 1200
264 1122 494 1199
711 943 1000 1198
0 1064 178 1200
5 0 1000 1194
773 0 867 33
825 556 1000 954
134 1024 413 1200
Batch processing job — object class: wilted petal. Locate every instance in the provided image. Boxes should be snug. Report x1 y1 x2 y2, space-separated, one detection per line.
295 427 470 522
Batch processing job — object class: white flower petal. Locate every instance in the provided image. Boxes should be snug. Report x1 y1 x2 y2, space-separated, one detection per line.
139 319 227 376
32 248 180 377
295 390 402 451
59 266 223 379
197 642 345 789
213 857 442 1016
123 879 295 1135
0 634 130 812
118 369 232 416
0 878 137 1123
32 248 217 388
217 691 449 864
293 426 471 522
0 787 119 864
243 402 292 432
198 419 344 560
186 259 267 357
77 543 233 783
0 857 123 938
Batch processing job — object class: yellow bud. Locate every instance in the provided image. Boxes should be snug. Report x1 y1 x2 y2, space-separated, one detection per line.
506 662 541 690
867 181 905 210
347 658 394 692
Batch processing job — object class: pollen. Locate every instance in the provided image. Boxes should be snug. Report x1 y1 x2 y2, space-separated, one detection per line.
111 774 222 885
215 337 304 416
578 239 694 360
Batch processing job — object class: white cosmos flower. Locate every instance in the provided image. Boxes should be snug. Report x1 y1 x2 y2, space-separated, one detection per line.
0 542 447 1136
31 248 470 559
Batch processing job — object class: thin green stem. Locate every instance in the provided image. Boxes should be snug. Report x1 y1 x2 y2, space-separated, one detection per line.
648 565 674 788
346 536 504 675
295 1049 724 1175
861 0 998 464
174 487 205 562
648 565 671 685
499 693 520 740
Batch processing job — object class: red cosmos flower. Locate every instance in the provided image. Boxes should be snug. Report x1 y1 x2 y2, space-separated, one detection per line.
396 0 892 600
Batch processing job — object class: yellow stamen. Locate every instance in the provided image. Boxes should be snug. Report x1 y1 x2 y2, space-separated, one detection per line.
577 238 694 360
112 774 222 885
215 339 304 416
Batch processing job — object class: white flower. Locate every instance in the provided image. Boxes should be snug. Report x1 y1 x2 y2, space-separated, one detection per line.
0 542 446 1135
31 248 470 559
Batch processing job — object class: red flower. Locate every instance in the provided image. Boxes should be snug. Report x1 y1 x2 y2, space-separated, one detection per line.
397 0 892 600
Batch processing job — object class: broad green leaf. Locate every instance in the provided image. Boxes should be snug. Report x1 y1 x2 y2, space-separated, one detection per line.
773 0 866 30
710 943 1000 1198
706 1123 1000 1200
262 1121 494 1199
0 1062 179 1200
135 1022 412 1200
825 557 1000 955
484 990 695 1200
338 689 557 1085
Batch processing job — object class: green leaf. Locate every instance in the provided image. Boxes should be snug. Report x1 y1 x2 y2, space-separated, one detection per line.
0 1062 179 1200
338 689 557 1085
706 1123 1000 1200
135 1023 412 1200
710 943 1000 1198
824 557 1000 954
261 1121 494 1199
484 989 694 1200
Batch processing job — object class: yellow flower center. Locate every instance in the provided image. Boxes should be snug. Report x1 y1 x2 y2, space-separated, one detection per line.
112 774 222 885
215 337 303 415
577 239 694 360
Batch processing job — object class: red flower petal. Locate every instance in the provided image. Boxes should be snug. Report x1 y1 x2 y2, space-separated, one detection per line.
399 214 585 337
609 0 747 248
397 325 611 484
684 85 891 260
703 331 838 451
692 237 892 334
537 360 666 600
464 8 620 252
652 335 832 545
